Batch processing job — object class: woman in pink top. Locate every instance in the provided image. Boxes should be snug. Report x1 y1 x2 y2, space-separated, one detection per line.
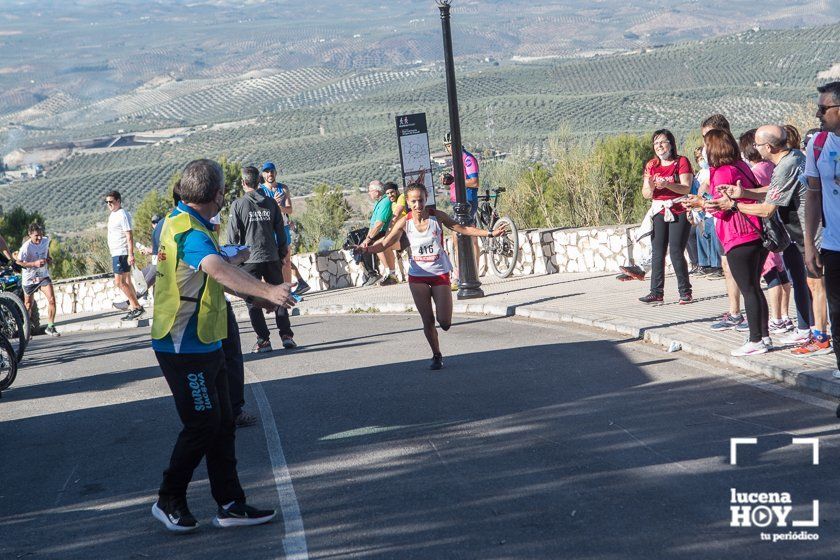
703 129 769 356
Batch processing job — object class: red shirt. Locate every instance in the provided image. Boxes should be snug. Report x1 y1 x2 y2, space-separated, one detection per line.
645 156 692 215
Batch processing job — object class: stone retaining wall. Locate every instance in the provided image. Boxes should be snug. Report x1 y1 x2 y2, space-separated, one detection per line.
35 223 671 317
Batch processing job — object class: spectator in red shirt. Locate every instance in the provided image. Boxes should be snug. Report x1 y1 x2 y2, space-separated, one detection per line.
639 129 694 304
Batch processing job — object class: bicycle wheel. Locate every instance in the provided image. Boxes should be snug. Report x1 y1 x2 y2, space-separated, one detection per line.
0 334 18 391
0 293 29 363
488 216 519 278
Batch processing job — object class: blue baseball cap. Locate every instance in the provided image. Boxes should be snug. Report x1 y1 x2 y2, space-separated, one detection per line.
261 161 276 172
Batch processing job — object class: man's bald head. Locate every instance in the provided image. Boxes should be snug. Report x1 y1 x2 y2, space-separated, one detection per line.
755 125 787 149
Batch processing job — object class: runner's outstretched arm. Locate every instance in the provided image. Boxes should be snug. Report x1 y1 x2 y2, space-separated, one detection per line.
433 210 507 238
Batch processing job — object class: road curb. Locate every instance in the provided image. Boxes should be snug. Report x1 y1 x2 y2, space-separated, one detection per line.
56 317 147 333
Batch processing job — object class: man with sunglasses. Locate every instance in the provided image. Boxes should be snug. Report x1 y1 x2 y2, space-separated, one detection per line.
804 81 840 384
105 190 143 320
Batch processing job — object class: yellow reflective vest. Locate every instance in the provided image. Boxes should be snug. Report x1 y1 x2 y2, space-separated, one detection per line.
151 211 227 345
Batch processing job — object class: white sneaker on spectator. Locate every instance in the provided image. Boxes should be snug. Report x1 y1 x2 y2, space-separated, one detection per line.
762 337 773 350
779 329 811 346
731 341 768 357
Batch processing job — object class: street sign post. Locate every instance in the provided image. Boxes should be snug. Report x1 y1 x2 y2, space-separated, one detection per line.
396 112 436 207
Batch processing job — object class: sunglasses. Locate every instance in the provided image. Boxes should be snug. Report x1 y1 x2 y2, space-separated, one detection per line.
817 104 840 115
105 199 116 204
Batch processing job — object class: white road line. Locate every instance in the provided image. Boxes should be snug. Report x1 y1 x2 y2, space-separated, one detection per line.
246 366 309 560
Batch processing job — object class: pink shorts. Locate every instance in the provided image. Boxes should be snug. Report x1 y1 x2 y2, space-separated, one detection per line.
408 273 451 287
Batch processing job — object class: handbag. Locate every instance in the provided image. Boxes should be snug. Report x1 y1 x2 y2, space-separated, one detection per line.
746 210 791 253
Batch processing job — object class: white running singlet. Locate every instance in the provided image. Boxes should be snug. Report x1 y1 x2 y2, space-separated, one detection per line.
405 212 453 277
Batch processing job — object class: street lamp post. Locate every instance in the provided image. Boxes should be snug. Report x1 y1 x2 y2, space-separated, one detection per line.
437 0 483 299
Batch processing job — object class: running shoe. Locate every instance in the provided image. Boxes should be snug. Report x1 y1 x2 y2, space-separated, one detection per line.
281 335 297 349
252 338 272 353
234 411 258 428
791 336 833 357
616 273 634 281
769 319 792 335
734 321 750 333
430 354 443 370
152 498 198 533
689 266 702 275
619 265 646 281
711 313 744 331
762 337 773 350
778 329 811 346
379 274 398 286
213 501 276 528
293 280 311 296
638 293 663 303
705 268 725 279
363 274 381 287
45 325 60 337
120 307 145 321
678 292 693 305
731 340 769 357
832 370 840 380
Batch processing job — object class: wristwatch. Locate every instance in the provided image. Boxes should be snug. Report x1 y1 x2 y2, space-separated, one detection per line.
731 201 739 212
487 230 494 238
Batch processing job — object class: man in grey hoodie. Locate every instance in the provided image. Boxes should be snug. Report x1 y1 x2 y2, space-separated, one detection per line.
227 166 296 352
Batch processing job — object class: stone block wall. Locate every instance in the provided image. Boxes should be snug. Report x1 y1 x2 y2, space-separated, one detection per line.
39 223 677 317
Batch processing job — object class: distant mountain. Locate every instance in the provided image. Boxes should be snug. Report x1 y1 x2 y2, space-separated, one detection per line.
1 0 838 131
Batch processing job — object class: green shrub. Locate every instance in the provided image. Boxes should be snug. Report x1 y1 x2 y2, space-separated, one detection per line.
295 184 351 253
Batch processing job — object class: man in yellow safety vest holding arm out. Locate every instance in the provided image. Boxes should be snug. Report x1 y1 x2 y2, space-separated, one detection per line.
150 159 297 533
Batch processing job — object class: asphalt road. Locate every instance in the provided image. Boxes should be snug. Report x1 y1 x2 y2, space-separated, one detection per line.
2 313 840 559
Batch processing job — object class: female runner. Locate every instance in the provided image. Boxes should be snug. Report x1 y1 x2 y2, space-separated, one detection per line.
359 182 507 370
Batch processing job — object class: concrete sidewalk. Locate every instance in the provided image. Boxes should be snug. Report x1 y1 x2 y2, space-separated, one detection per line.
53 271 840 398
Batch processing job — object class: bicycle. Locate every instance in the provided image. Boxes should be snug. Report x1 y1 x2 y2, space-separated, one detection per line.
0 266 30 364
0 332 18 393
475 186 519 278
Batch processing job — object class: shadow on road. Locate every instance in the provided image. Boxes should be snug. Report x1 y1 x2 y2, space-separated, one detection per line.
4 322 840 559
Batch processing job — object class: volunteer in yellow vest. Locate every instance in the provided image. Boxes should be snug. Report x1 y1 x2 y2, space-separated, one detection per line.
150 159 297 534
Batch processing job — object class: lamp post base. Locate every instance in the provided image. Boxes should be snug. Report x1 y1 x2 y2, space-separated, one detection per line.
456 284 485 300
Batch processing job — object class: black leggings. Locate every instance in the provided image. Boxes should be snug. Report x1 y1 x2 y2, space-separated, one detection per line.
650 212 692 296
727 240 769 342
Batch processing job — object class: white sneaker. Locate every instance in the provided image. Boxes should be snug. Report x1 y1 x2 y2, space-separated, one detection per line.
762 337 773 350
731 340 769 357
779 329 811 346
832 370 840 379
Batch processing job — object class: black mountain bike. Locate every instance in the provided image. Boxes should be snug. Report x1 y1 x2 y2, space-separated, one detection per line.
0 267 30 364
475 186 519 278
0 333 18 394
